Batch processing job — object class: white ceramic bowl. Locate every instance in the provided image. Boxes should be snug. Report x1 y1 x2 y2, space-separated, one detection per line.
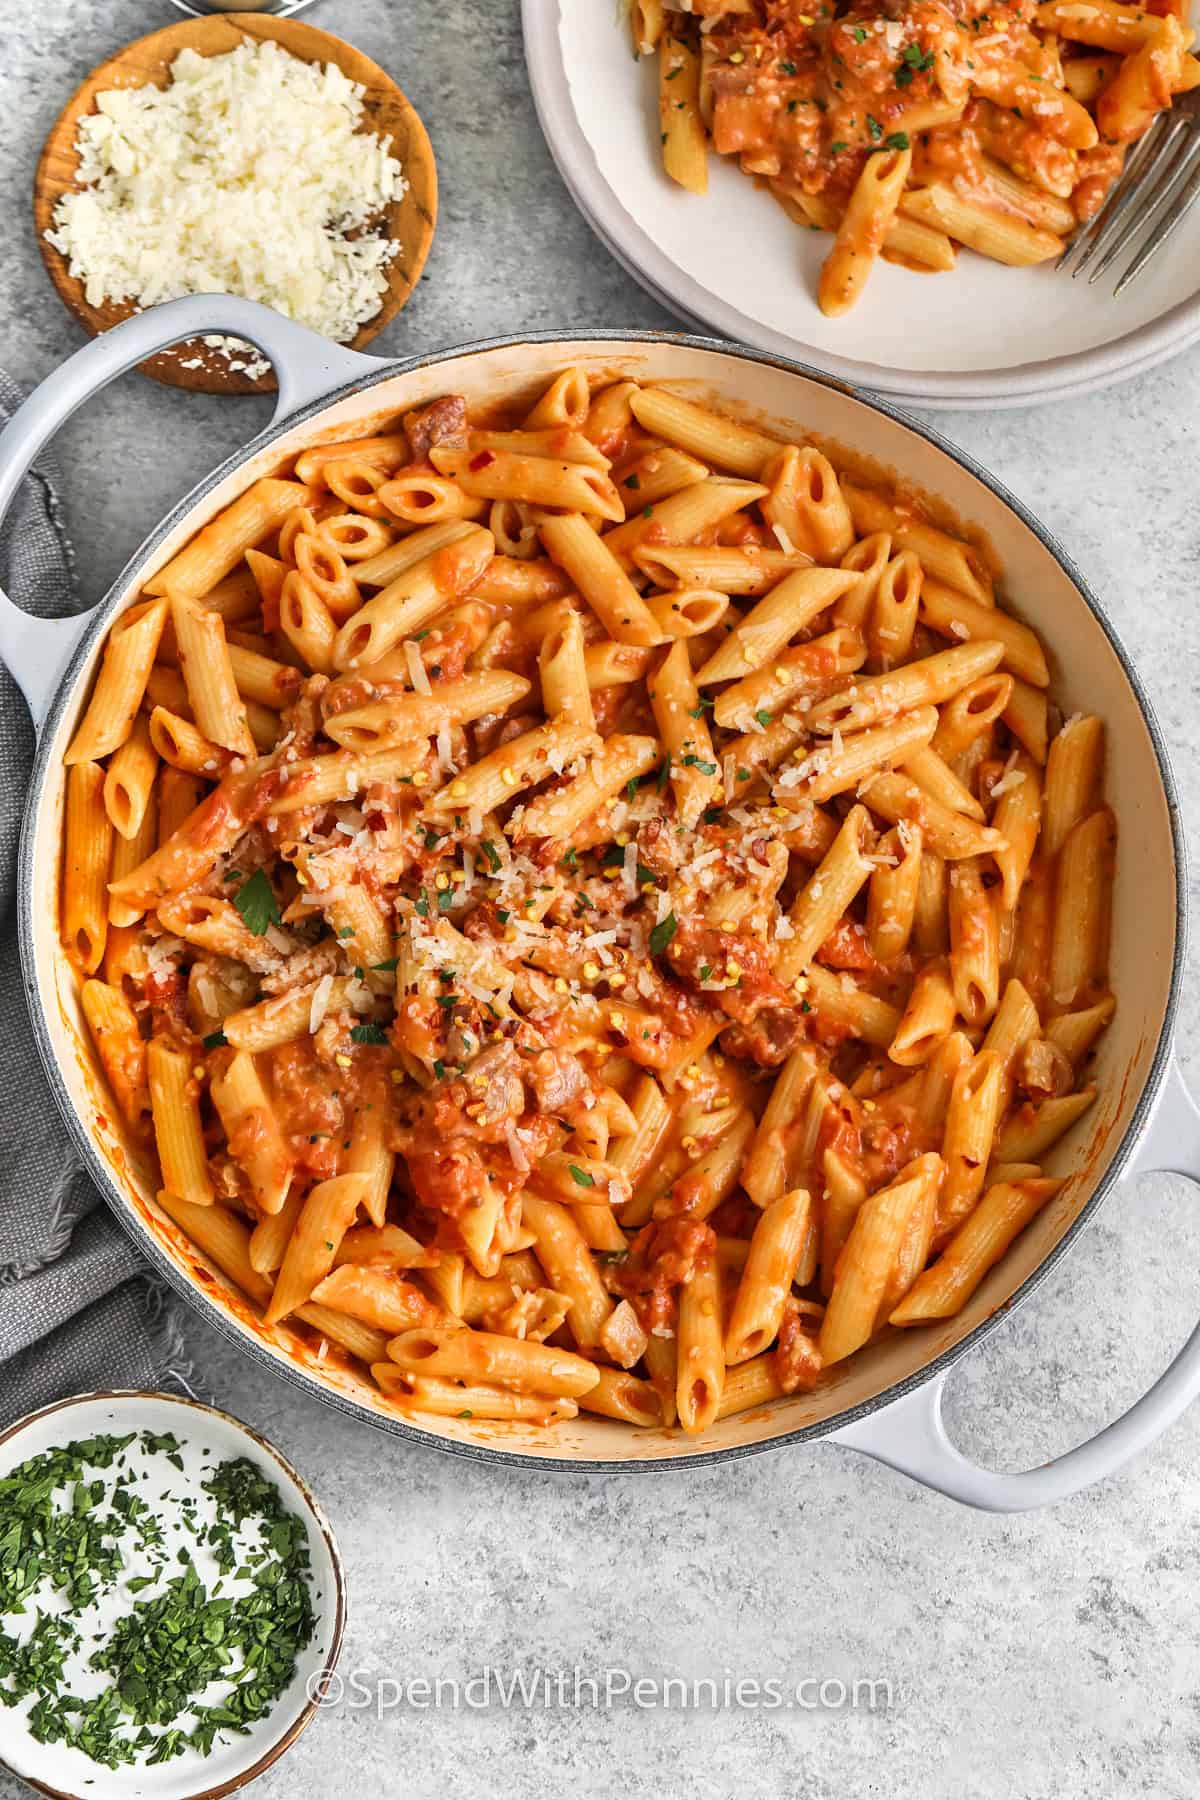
521 0 1200 409
0 1388 345 1800
2 297 1199 1510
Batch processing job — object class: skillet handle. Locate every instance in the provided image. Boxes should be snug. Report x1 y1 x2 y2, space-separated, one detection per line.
0 295 385 728
827 1054 1200 1511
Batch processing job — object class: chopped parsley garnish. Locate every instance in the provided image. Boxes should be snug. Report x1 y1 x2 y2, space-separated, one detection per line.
851 26 867 41
866 114 883 141
202 1031 227 1050
415 888 430 918
624 472 641 489
830 140 849 153
350 1020 388 1045
232 869 279 937
561 847 579 869
779 57 798 72
435 994 458 1011
496 908 511 923
655 758 671 793
372 955 400 972
338 925 355 938
699 963 712 981
649 912 678 955
681 753 717 775
436 888 456 912
895 42 934 84
755 708 774 726
0 1435 315 1770
433 1058 446 1080
480 838 502 872
568 1165 595 1188
883 130 910 150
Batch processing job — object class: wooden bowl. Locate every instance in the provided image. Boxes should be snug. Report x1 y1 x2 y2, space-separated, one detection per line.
34 14 437 395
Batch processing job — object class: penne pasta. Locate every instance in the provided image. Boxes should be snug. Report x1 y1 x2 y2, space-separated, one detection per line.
59 368 1114 1440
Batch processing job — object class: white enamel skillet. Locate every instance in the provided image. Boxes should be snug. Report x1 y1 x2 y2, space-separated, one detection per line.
2 294 1199 1509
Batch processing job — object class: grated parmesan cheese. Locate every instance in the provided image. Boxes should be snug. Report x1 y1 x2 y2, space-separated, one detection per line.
309 972 334 1034
46 41 408 374
990 767 1027 798
405 641 432 695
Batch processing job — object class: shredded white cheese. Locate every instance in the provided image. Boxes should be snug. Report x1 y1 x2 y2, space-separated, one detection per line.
309 972 334 1034
47 41 408 373
405 640 432 695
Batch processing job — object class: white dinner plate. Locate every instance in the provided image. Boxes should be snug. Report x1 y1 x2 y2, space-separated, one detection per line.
523 0 1200 408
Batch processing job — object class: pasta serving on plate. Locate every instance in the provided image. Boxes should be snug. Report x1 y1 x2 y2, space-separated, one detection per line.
630 0 1200 314
63 367 1114 1437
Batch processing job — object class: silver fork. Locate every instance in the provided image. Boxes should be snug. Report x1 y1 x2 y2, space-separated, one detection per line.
1059 85 1200 294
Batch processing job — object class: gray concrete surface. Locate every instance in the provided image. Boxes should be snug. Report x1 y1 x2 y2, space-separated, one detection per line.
3 4 1200 1795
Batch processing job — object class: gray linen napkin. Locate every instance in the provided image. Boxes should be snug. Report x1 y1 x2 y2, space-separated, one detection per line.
0 370 190 1425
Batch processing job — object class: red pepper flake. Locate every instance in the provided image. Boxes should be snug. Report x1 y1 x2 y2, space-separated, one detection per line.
469 450 496 471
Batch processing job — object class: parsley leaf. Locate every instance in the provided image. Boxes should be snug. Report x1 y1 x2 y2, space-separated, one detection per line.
372 955 400 972
649 912 678 955
232 870 279 936
866 114 883 141
202 1030 227 1050
568 1164 595 1188
480 838 502 872
350 1021 388 1045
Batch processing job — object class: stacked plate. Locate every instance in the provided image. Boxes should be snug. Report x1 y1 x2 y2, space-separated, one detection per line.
523 0 1200 408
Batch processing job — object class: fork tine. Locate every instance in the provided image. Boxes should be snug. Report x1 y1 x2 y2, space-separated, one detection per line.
1059 115 1170 271
1114 151 1200 293
1069 115 1183 277
1088 130 1200 282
